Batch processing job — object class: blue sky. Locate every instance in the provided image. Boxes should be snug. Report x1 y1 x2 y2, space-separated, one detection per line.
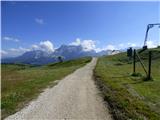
1 1 160 57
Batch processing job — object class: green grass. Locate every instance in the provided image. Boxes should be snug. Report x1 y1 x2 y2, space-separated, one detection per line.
94 48 160 120
1 57 91 119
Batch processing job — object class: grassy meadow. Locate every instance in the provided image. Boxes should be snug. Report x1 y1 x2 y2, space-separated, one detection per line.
1 57 91 119
94 47 160 120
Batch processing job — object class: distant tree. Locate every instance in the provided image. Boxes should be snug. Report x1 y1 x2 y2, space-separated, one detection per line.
57 56 64 63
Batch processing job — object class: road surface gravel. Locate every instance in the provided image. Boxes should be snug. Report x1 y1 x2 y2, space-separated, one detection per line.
5 58 112 120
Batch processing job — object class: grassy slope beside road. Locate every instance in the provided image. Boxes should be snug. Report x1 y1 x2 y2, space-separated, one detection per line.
1 57 91 119
94 48 160 120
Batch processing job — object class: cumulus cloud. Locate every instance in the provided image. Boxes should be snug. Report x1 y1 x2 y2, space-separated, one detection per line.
2 40 55 58
31 44 39 50
119 43 124 48
95 44 117 52
70 38 96 51
0 47 30 58
94 48 104 52
117 40 158 49
81 40 96 51
127 43 137 47
69 38 140 52
146 41 157 48
105 45 116 50
9 47 30 52
1 50 8 56
70 38 81 46
1 50 8 58
3 36 19 42
35 18 44 25
39 41 54 52
5 38 158 58
116 42 139 49
97 42 139 52
70 38 121 52
31 40 55 52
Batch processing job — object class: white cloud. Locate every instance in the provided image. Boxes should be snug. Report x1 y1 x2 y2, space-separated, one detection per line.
116 42 139 50
19 47 30 52
9 47 30 52
105 45 116 50
94 45 116 52
9 48 19 52
146 41 157 48
1 50 8 56
3 36 19 42
1 50 8 58
70 39 141 52
31 40 55 52
31 44 39 50
127 43 137 47
118 43 124 48
5 38 157 58
39 40 54 52
70 38 96 51
70 38 124 52
95 48 104 52
98 42 139 51
1 47 31 58
117 41 158 49
2 40 55 58
81 40 96 51
70 38 81 46
35 18 44 25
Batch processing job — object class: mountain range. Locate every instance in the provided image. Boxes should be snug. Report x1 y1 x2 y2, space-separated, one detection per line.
1 45 120 65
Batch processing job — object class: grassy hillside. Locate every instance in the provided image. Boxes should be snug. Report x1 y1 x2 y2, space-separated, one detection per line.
1 57 91 119
94 48 160 120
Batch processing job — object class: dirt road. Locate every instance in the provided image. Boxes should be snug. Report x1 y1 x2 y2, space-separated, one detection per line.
5 58 112 120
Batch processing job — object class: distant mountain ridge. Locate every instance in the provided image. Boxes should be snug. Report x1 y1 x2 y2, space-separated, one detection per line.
2 45 121 65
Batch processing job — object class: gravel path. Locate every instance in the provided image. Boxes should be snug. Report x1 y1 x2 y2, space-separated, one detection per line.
5 58 112 120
